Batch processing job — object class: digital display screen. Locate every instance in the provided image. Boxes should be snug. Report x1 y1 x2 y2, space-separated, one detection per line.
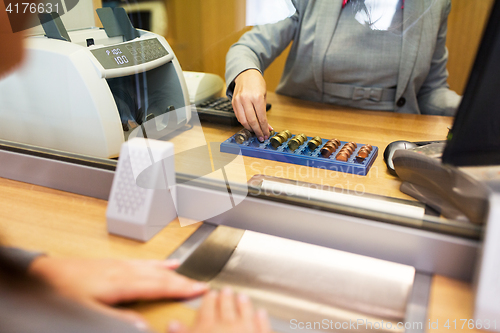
91 38 169 70
106 47 129 66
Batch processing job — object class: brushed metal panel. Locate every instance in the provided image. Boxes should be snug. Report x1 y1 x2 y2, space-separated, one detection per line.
176 226 416 333
176 226 245 281
210 230 414 320
0 148 114 200
177 183 478 281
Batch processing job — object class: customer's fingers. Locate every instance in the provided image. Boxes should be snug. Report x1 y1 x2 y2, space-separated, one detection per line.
168 320 190 333
87 301 150 332
29 258 208 307
112 266 209 302
219 287 237 321
130 259 180 270
197 290 218 324
188 288 271 333
238 292 257 332
255 309 271 333
161 259 181 270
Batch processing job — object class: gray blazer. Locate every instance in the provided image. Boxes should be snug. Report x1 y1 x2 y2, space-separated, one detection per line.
226 0 461 116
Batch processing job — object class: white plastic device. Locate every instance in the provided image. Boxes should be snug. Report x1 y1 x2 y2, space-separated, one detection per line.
106 137 177 242
183 71 225 105
0 0 191 159
474 184 500 331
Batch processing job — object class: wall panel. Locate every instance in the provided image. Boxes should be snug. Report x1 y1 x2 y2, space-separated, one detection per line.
446 0 494 95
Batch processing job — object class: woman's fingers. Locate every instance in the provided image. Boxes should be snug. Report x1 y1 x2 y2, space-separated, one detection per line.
233 96 269 142
241 98 265 141
253 94 269 140
232 69 268 142
232 98 251 132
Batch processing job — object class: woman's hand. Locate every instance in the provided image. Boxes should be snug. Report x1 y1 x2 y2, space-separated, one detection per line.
29 257 208 330
168 288 271 333
232 69 273 142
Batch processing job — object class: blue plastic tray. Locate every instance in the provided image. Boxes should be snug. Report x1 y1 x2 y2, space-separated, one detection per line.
220 134 378 176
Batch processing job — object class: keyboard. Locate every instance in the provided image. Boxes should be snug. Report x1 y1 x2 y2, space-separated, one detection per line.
194 97 271 126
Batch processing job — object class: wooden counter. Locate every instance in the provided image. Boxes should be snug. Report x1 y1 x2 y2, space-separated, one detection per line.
170 93 453 200
0 93 479 333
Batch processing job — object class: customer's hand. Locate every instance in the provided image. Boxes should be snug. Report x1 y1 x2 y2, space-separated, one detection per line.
168 288 271 333
29 257 208 330
232 69 273 142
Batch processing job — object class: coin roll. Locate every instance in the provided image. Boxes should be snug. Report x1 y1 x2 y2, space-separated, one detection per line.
294 134 307 145
235 129 252 144
322 141 338 153
330 139 341 147
326 140 338 148
288 138 302 151
270 130 292 148
320 145 336 158
308 136 322 150
270 136 284 148
320 149 333 158
324 141 338 151
336 152 349 161
288 133 307 151
340 145 354 155
348 141 358 148
270 135 283 148
362 144 373 153
359 147 370 154
288 141 299 151
357 150 369 159
345 142 356 151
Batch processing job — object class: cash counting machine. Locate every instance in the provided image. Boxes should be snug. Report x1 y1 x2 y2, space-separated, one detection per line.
0 1 190 158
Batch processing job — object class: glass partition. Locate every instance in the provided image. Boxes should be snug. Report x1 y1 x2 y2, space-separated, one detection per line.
0 0 495 240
